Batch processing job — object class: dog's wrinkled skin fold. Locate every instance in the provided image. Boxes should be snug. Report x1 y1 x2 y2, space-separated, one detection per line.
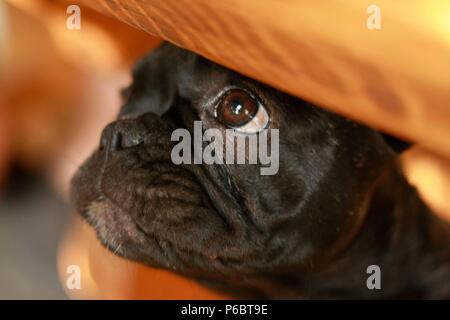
71 43 450 298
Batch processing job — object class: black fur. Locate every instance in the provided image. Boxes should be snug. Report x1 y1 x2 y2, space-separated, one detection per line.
71 43 450 298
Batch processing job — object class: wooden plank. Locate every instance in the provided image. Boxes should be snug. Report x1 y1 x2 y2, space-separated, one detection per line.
76 0 450 157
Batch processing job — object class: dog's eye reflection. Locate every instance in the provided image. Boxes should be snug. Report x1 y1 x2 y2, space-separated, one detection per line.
214 89 269 133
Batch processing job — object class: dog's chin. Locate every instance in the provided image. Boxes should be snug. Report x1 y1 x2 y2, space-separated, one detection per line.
81 200 172 269
81 201 144 258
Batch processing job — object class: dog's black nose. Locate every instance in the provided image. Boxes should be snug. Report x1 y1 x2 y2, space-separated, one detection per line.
99 120 144 152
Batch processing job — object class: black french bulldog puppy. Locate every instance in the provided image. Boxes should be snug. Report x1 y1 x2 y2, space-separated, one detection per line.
71 42 450 299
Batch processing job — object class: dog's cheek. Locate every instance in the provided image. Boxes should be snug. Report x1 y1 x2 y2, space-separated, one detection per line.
258 175 306 218
142 204 229 249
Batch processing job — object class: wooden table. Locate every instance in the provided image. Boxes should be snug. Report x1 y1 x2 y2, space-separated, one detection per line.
79 0 450 158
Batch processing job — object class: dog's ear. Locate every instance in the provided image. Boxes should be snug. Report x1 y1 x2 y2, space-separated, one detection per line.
382 133 411 154
119 43 180 118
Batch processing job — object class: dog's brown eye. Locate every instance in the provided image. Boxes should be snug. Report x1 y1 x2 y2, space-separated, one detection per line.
215 89 269 133
216 89 258 127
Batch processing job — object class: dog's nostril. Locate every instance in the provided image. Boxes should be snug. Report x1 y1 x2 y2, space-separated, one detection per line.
99 135 107 151
110 131 122 151
99 124 123 152
99 122 144 152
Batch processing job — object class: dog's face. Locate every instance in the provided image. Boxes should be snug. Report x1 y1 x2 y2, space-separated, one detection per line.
71 43 398 295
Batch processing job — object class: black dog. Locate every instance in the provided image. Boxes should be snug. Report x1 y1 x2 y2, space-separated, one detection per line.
71 43 450 299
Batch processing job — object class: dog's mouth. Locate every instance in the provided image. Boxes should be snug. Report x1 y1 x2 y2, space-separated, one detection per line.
80 198 178 267
71 144 234 269
81 200 145 257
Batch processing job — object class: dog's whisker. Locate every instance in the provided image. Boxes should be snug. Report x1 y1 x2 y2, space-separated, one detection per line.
113 243 123 255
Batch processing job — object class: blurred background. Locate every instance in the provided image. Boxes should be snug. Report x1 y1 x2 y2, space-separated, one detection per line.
0 0 449 299
0 0 229 299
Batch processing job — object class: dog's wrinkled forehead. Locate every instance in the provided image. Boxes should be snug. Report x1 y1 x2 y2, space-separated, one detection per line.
119 43 233 118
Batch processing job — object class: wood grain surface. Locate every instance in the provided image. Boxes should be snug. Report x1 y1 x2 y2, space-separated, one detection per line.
77 0 450 157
